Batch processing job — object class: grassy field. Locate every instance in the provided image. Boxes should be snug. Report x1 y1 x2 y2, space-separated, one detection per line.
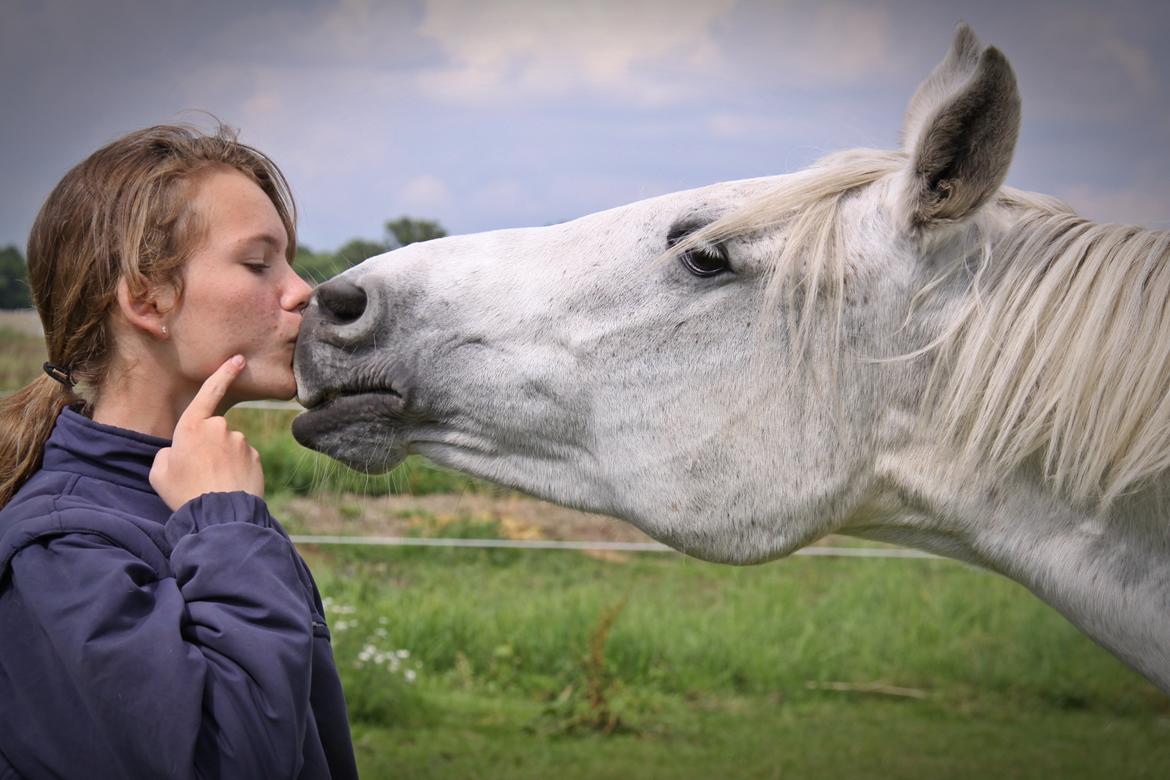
352 694 1169 779
0 325 46 389
297 536 1169 778
3 317 1169 777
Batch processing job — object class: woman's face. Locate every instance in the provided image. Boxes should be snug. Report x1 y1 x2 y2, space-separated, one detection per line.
166 167 312 404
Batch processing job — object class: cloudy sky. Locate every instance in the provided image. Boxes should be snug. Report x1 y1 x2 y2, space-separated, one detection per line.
2 0 1167 253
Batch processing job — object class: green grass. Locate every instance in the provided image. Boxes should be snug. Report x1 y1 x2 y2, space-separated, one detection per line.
307 541 1161 709
301 539 1169 778
351 690 1169 779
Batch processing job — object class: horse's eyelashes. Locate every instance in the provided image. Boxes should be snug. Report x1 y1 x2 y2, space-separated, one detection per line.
680 246 731 278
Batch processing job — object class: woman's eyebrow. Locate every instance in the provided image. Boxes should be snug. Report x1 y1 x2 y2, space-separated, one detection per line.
238 232 286 251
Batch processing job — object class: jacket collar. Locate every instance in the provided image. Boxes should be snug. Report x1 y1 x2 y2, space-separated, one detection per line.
41 407 171 492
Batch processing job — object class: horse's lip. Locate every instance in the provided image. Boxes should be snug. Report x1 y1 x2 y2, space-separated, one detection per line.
292 389 407 451
301 386 403 411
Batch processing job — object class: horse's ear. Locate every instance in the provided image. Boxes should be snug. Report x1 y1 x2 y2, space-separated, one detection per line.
898 24 1021 230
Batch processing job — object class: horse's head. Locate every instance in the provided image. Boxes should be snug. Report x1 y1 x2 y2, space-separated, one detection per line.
293 24 1021 563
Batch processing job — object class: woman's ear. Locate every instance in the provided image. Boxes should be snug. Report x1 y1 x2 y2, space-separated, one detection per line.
115 277 176 339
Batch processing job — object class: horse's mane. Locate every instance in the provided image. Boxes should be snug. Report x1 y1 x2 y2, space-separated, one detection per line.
932 193 1170 509
680 149 1170 509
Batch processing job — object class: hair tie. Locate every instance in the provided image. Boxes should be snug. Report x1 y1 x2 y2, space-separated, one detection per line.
43 362 75 389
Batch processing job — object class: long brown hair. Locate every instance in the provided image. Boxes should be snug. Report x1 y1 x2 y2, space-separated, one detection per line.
0 124 296 507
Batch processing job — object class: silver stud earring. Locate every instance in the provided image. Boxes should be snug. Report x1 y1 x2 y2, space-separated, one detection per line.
161 325 168 336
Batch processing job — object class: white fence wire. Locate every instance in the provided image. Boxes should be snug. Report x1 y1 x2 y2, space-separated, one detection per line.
289 534 941 559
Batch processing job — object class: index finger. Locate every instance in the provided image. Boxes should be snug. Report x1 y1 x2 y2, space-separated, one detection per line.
179 354 246 424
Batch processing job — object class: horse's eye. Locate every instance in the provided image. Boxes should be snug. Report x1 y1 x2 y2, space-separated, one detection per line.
680 246 731 278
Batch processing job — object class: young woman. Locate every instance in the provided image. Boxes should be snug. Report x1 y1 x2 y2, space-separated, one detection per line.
0 126 358 778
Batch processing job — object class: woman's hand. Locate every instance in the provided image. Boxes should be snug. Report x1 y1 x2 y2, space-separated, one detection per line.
150 355 266 511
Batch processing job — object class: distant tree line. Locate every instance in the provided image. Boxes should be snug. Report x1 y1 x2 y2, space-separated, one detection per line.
295 216 447 284
0 216 447 309
0 246 31 309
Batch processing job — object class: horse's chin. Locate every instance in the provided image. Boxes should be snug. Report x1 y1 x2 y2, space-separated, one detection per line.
291 392 407 473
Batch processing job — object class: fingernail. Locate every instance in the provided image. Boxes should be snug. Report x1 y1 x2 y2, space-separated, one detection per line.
231 354 245 367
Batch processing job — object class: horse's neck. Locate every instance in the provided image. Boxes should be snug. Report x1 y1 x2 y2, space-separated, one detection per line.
847 444 1170 691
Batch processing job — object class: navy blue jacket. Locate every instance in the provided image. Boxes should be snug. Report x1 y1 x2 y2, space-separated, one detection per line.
0 408 358 779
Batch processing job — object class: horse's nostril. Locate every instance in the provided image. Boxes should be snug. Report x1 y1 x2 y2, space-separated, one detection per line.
316 279 368 324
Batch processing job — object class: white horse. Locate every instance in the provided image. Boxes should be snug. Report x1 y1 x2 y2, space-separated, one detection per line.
292 25 1170 693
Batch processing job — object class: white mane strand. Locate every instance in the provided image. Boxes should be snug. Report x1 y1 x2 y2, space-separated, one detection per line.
933 202 1170 509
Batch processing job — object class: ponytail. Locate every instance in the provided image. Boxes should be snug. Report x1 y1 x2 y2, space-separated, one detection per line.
0 375 78 507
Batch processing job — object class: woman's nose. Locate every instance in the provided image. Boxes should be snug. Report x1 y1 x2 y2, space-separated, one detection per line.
286 271 315 313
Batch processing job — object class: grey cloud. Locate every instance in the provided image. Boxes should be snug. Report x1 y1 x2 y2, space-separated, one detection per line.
2 0 1168 252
